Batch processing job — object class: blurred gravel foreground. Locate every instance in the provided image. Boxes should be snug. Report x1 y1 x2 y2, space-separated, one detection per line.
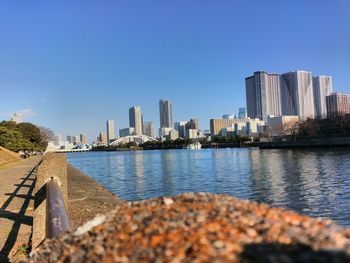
29 193 350 263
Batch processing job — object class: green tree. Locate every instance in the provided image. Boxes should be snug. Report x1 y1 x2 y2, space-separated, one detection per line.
0 127 33 151
0 121 52 151
17 122 41 144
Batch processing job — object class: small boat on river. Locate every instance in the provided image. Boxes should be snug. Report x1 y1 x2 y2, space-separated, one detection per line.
187 142 202 150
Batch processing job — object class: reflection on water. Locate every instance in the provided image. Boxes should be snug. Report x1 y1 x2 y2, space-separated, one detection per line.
68 148 350 226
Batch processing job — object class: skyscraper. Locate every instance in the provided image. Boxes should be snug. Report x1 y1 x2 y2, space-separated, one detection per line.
143 122 155 138
313 76 333 119
245 71 281 122
159 99 173 128
99 132 107 145
129 106 143 135
80 133 88 144
106 120 115 144
280 71 315 120
246 70 322 122
210 118 264 136
74 135 81 144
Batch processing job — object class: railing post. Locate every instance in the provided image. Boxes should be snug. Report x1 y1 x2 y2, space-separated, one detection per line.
45 178 71 238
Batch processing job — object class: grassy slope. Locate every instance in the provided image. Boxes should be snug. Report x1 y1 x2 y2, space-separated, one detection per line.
0 146 20 166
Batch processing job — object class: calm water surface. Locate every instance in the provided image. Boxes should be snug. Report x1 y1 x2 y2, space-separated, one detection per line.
67 148 350 226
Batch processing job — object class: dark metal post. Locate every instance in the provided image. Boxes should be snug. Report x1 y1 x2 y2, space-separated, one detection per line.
46 178 71 238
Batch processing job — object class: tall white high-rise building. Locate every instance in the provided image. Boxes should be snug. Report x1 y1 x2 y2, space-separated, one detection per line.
129 106 143 135
245 71 281 122
106 120 115 144
246 70 333 122
159 99 173 128
280 71 315 120
313 76 333 119
143 122 155 138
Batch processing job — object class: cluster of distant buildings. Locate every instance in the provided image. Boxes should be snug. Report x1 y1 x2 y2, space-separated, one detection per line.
48 133 90 150
49 69 350 146
96 100 204 146
210 70 350 138
245 70 349 121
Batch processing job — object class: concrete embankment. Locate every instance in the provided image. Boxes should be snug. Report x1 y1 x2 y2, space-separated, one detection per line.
66 164 124 229
33 153 124 249
29 193 350 262
260 137 350 149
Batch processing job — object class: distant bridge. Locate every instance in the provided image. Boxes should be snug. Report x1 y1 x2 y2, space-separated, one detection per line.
48 149 91 153
110 135 157 145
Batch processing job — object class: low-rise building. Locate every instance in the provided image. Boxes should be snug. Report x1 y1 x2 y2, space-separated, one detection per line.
268 116 300 137
234 122 247 135
167 129 179 141
220 126 236 138
187 129 198 139
174 121 188 138
159 127 173 138
211 118 265 137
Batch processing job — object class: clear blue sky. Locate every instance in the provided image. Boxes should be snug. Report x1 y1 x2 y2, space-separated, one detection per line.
1 1 349 141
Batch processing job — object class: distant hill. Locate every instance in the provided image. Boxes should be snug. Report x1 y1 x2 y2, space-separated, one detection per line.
0 146 20 166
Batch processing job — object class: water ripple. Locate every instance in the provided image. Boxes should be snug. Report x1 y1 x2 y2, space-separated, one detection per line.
68 148 350 226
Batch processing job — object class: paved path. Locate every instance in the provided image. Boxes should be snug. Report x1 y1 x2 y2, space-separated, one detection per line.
0 156 42 262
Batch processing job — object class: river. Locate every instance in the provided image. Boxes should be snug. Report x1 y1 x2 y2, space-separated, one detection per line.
67 148 350 226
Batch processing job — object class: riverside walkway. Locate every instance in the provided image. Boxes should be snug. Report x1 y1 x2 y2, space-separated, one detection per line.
0 153 122 262
0 156 42 262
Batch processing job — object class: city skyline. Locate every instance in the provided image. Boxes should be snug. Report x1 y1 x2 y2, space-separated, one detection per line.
1 1 350 141
58 66 347 143
4 67 349 144
246 70 334 122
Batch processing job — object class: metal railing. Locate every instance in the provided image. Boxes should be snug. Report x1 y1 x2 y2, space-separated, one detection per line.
45 178 71 238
